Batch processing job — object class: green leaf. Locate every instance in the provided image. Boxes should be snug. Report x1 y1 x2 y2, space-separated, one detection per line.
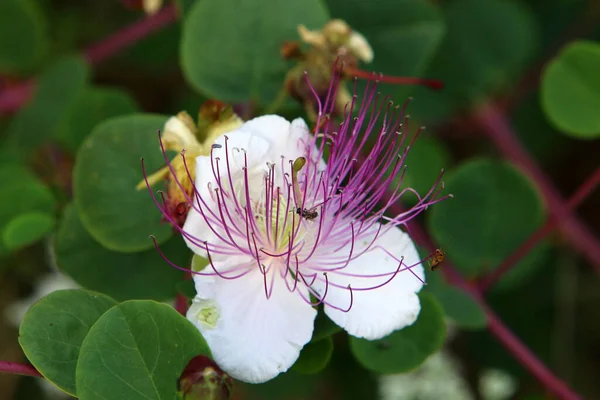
18 289 117 396
5 56 89 152
0 0 48 73
427 286 487 330
396 134 451 202
428 159 548 287
326 0 445 78
73 114 173 252
76 300 211 400
181 0 329 103
2 211 54 250
191 254 209 272
292 336 334 374
54 204 190 302
541 40 600 139
349 292 446 374
409 0 539 120
311 308 342 342
56 86 140 153
0 164 55 255
176 0 198 15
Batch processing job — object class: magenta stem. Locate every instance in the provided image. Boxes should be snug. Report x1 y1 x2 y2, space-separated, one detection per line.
0 361 42 378
0 80 34 114
84 4 178 65
0 4 178 115
399 216 582 400
175 292 189 316
475 103 600 274
479 167 600 291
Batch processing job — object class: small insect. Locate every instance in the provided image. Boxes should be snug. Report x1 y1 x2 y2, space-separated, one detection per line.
428 248 446 271
296 207 319 221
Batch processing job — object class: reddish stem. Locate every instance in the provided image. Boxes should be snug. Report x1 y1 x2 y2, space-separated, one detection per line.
175 293 190 316
398 215 582 400
0 4 178 115
0 361 42 378
84 4 178 65
0 80 34 114
479 167 600 291
344 66 444 90
474 103 600 274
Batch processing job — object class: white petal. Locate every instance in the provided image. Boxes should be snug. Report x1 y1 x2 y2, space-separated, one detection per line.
239 115 290 146
163 116 197 149
311 225 424 340
187 269 317 383
182 130 270 257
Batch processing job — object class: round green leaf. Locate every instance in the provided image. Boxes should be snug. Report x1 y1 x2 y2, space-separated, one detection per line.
6 56 89 152
326 0 445 78
349 292 445 374
397 135 451 202
177 0 198 15
410 0 538 120
542 40 600 138
76 300 211 400
56 86 140 153
0 164 55 254
311 309 342 342
73 114 173 252
0 0 48 73
54 204 189 301
428 286 487 330
428 159 548 283
181 0 329 103
292 336 333 375
2 211 54 250
18 289 117 396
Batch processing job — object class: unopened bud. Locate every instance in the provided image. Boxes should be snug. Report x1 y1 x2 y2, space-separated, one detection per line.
178 355 233 400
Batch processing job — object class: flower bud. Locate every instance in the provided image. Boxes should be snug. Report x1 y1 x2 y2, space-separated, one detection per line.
178 356 233 400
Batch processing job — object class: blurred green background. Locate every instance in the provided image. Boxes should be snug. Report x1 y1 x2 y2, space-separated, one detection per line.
1 0 599 399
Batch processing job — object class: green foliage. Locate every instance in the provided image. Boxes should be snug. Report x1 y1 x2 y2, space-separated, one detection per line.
326 0 445 78
76 301 211 400
0 0 48 73
177 0 199 15
54 204 189 301
2 211 54 251
3 1 600 398
73 114 173 252
427 285 487 330
292 336 334 374
311 309 342 342
410 0 539 120
56 86 140 153
428 159 549 287
542 40 600 139
397 134 451 201
349 292 446 374
5 56 89 154
181 0 329 103
0 164 56 255
19 289 118 395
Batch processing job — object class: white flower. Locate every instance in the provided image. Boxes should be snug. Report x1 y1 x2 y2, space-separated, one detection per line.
146 80 447 384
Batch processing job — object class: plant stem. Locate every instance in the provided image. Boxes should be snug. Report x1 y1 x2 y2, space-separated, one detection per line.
478 167 600 291
0 4 178 115
400 217 582 400
0 361 42 378
474 103 600 274
84 4 178 65
175 293 189 316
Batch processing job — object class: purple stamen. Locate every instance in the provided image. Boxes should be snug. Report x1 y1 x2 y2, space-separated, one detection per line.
145 63 448 313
